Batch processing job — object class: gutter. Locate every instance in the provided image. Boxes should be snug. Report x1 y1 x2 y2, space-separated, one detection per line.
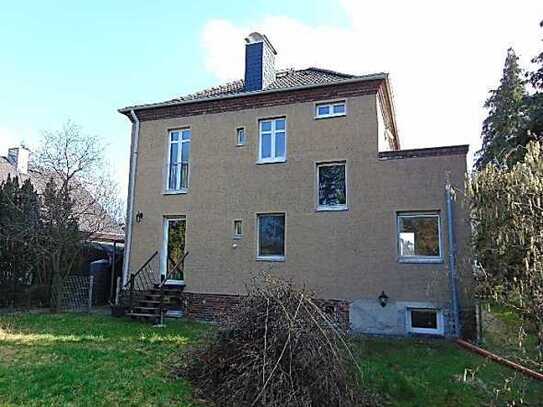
118 72 389 114
121 110 140 287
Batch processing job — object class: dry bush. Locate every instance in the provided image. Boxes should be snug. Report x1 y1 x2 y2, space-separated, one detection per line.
181 276 376 407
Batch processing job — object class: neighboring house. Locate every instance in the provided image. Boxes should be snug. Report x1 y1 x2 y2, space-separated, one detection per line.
0 146 122 236
119 32 474 337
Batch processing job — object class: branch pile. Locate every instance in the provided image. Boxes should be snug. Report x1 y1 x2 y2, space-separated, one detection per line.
182 277 376 406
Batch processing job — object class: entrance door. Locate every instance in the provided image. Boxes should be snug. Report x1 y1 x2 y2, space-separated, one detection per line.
161 217 186 284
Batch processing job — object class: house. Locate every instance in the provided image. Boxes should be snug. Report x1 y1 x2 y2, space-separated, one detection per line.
119 32 474 337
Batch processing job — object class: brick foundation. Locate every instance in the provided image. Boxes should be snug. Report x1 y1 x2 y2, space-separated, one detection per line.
180 292 350 328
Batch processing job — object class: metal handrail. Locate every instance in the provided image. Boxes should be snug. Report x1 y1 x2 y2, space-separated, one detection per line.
159 252 189 289
125 250 159 313
157 252 189 325
123 250 159 290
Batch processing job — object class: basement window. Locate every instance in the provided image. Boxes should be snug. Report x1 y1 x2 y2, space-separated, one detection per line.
315 101 346 119
397 212 442 263
407 308 444 335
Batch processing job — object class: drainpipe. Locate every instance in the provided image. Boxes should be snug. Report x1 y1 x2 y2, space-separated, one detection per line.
122 110 140 287
446 182 462 337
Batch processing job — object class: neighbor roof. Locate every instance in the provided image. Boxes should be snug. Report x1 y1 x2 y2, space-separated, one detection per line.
0 155 122 235
119 67 387 112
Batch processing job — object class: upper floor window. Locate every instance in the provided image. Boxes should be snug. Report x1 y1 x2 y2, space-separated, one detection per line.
315 101 346 119
167 129 191 192
397 212 442 263
258 118 286 163
317 162 347 211
236 127 246 146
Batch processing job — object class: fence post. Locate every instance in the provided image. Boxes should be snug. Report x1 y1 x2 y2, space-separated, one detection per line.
88 275 94 313
115 276 121 305
129 275 135 312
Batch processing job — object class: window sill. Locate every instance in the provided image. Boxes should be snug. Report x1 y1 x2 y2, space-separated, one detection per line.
314 113 346 120
408 330 444 337
256 256 285 262
256 159 287 165
233 235 243 240
398 257 443 264
163 190 188 195
316 206 348 212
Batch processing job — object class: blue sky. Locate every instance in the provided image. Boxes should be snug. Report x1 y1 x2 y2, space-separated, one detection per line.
1 1 542 198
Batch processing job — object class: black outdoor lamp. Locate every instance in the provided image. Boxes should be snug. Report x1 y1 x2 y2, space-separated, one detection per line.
136 211 144 223
378 291 389 308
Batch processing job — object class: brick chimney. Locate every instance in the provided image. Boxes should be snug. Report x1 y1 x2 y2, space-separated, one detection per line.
7 146 30 174
244 32 277 92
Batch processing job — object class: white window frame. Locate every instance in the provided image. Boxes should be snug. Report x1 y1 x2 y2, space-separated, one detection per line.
316 161 348 211
236 127 246 146
160 216 186 284
397 212 442 263
166 128 190 193
233 219 243 239
257 117 287 164
256 212 286 261
315 100 347 119
406 308 444 335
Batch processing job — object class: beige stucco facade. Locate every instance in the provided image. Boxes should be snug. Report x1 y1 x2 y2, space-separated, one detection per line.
126 91 471 318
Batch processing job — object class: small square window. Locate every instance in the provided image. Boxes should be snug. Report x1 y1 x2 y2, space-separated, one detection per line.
315 101 346 118
317 162 347 210
236 128 246 146
233 220 243 238
397 213 441 262
407 308 444 335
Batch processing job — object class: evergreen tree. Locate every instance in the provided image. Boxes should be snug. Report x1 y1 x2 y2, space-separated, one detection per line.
0 176 41 307
475 48 530 170
527 20 543 143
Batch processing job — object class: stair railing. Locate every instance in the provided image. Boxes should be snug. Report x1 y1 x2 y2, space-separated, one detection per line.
124 251 159 313
157 251 189 325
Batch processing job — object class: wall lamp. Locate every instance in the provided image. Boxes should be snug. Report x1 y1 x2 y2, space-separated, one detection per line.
135 211 144 223
378 291 389 308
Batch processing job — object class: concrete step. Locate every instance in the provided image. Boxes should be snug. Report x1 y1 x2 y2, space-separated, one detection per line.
127 312 158 319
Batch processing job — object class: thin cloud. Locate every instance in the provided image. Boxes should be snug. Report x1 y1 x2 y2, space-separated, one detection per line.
201 0 543 163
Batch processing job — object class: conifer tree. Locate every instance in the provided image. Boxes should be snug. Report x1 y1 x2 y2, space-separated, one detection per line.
475 48 530 170
527 20 543 143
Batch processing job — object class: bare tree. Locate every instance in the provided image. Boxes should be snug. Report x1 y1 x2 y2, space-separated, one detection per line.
32 121 122 310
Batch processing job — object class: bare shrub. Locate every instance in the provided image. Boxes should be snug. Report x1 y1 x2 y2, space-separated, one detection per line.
181 276 376 407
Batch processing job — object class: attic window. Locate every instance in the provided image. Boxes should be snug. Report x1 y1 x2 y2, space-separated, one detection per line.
315 101 346 119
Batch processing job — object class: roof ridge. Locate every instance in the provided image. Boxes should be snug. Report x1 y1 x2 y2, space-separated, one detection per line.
119 67 386 112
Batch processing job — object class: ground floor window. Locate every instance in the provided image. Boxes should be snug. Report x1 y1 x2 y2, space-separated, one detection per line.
257 213 285 260
397 212 442 262
407 308 444 335
161 217 186 281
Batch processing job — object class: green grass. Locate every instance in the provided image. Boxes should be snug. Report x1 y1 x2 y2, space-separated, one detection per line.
0 313 209 407
356 337 542 406
0 313 541 406
481 303 542 372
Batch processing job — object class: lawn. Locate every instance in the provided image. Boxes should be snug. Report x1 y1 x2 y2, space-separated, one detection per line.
0 313 541 406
